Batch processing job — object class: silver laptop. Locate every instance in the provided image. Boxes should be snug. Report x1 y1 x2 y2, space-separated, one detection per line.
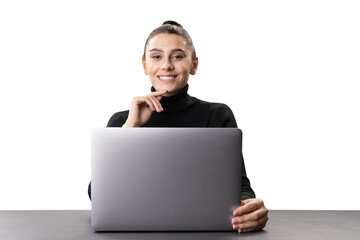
91 128 243 231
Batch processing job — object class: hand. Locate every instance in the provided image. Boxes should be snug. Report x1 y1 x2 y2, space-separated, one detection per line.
231 198 269 233
123 90 168 128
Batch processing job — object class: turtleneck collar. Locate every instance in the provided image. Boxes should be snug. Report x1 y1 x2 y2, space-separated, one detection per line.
150 84 196 113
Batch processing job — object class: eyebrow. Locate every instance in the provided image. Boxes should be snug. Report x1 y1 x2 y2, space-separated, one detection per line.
148 48 186 53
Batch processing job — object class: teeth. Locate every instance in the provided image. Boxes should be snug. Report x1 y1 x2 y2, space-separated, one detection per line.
159 76 175 80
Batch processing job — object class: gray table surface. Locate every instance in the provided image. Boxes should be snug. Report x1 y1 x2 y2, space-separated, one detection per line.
0 210 359 240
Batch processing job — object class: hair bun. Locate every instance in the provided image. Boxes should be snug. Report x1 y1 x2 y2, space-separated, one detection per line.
162 20 183 28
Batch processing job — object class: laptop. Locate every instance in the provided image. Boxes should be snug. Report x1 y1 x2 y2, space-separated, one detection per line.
91 128 243 231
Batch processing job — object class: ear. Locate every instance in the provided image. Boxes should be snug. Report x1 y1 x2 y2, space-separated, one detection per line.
142 58 148 75
190 57 199 75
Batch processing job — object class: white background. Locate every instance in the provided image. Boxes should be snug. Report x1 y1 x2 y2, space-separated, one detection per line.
0 0 359 210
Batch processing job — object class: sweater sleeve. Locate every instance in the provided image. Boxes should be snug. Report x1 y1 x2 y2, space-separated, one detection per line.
107 111 129 127
212 104 256 200
210 103 238 128
239 153 256 200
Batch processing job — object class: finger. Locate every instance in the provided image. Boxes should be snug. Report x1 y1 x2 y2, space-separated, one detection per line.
135 97 156 111
242 198 254 204
238 227 257 233
233 206 268 224
151 89 168 96
144 98 156 112
152 90 167 102
155 95 164 101
237 215 268 232
236 217 269 232
241 214 268 231
233 202 247 216
148 95 163 112
233 199 264 216
149 94 163 110
237 220 258 231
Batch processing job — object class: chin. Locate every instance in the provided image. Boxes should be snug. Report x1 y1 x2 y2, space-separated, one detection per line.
155 83 175 91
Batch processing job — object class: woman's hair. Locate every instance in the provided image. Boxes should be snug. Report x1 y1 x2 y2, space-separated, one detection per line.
142 20 197 61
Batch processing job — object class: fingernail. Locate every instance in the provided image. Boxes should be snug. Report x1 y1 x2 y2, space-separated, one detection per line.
238 229 242 233
233 211 238 216
233 224 238 230
232 218 237 224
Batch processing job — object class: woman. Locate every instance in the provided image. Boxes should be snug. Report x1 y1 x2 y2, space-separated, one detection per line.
89 20 268 233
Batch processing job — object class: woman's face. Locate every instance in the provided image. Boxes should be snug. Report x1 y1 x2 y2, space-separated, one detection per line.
142 33 198 96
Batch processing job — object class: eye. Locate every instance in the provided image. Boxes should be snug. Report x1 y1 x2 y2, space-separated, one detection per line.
172 55 184 60
152 55 161 60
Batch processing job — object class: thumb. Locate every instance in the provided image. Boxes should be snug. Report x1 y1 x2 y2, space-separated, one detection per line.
242 198 256 206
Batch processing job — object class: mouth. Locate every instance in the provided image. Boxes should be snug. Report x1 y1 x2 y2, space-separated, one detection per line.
158 75 178 82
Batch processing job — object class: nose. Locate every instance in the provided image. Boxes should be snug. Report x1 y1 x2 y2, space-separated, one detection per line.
161 58 174 71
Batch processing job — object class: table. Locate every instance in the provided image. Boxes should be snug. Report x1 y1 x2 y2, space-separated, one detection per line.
0 210 359 240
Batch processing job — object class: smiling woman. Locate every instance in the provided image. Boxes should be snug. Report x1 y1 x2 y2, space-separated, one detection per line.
141 21 198 97
142 33 197 97
88 20 268 233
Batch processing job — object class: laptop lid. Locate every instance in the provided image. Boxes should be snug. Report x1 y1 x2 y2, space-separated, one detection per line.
91 128 243 231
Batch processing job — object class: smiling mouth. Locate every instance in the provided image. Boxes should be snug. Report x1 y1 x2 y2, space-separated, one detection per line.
158 75 177 81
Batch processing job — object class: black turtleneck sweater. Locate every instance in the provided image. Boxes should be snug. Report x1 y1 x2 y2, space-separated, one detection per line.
88 84 256 200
